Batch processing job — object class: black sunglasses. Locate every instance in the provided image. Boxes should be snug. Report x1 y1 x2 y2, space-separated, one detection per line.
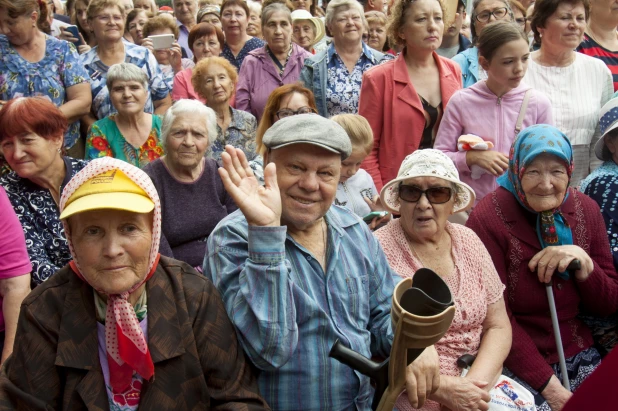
398 185 452 204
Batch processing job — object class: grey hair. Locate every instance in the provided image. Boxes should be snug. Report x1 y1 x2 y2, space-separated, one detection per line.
325 0 366 30
261 2 291 27
160 99 218 147
470 0 513 42
106 62 149 91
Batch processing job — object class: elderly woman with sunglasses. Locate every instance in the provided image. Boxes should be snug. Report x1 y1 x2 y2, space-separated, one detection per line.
374 150 512 411
453 0 514 88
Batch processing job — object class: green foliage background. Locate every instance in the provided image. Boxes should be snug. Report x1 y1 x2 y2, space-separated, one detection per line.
156 0 172 7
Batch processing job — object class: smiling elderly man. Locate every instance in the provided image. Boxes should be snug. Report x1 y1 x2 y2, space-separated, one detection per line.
203 114 440 411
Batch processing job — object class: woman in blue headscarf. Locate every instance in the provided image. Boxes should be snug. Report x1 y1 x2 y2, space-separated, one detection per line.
467 125 618 411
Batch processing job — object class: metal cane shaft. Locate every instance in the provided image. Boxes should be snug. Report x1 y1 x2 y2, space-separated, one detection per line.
546 283 571 390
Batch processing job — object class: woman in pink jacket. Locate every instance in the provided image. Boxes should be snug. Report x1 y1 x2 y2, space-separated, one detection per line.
236 3 311 122
359 0 462 191
434 21 553 205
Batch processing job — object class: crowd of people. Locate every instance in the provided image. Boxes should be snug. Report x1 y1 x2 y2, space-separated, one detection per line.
0 0 617 409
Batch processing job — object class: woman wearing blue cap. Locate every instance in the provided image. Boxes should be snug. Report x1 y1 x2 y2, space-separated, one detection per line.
467 125 618 410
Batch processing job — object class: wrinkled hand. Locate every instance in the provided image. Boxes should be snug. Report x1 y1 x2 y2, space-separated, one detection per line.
218 145 281 227
466 150 508 176
364 195 390 230
529 245 594 283
168 41 183 73
141 38 154 53
405 345 441 408
436 376 490 411
541 375 572 411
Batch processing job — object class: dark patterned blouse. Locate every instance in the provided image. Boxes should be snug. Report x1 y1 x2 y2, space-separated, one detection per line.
0 157 87 287
220 36 265 71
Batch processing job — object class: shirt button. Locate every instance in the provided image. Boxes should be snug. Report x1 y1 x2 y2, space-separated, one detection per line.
306 255 312 261
557 283 562 290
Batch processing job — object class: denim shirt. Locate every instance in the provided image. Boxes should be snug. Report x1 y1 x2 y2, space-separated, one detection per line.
203 206 397 410
300 43 386 117
452 46 479 89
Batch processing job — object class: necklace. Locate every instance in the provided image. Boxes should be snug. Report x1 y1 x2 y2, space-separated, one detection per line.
267 44 293 77
406 238 427 268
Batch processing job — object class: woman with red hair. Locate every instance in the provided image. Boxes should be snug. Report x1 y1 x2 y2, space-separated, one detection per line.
0 97 88 287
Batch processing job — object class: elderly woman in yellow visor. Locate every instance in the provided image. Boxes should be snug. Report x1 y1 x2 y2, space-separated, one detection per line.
0 157 267 410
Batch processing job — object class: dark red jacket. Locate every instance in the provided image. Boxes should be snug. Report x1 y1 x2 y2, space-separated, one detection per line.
467 187 618 391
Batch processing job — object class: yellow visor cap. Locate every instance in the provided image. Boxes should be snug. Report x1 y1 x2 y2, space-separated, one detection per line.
60 169 155 220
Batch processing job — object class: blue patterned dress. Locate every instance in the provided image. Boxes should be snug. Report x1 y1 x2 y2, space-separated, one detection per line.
80 39 170 120
0 157 87 287
220 37 265 71
0 35 90 149
325 42 380 117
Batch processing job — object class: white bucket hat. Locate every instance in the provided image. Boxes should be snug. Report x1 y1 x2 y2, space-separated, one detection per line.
380 149 476 214
291 10 326 47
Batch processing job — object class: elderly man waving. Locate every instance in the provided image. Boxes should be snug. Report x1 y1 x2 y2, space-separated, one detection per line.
204 114 440 411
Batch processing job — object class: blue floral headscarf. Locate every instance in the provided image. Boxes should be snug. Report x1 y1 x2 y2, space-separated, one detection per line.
497 125 574 277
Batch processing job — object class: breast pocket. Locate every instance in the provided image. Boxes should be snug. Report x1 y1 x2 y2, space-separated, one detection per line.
345 275 371 329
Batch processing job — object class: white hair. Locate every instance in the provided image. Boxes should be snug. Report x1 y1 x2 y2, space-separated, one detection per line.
160 99 218 147
325 0 366 29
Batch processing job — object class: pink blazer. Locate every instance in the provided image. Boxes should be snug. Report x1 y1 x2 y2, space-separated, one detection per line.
359 52 462 191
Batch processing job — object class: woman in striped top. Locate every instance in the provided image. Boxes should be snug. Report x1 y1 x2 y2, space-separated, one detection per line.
576 0 618 92
524 0 613 187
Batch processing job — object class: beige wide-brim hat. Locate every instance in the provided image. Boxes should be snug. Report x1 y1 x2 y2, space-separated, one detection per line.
291 10 325 47
380 149 476 215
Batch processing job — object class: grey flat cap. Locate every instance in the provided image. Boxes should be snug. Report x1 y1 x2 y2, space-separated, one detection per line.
262 114 352 159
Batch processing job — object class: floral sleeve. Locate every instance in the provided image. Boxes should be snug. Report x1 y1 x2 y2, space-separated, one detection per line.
85 124 113 160
61 41 89 88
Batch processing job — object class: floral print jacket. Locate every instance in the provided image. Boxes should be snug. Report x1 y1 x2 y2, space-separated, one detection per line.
0 157 87 287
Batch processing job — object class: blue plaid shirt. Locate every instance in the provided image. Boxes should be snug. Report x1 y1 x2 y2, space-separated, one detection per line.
204 206 397 410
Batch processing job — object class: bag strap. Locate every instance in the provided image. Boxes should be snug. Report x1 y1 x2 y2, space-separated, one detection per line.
514 89 531 135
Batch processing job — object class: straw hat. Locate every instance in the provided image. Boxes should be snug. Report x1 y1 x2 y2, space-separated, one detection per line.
380 149 476 214
291 10 325 47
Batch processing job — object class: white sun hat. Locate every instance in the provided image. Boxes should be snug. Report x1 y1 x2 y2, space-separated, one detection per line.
379 149 476 214
291 10 326 47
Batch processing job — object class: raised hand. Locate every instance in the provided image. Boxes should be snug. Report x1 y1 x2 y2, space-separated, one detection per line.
168 42 183 73
218 145 282 227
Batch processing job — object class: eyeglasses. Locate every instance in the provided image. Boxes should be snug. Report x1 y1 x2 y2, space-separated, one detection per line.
275 107 317 119
475 7 508 23
398 185 452 204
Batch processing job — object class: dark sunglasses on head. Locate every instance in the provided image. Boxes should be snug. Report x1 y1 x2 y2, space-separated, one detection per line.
276 107 317 119
398 185 452 204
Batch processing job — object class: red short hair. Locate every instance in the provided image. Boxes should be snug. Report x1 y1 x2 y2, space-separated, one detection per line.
0 97 68 143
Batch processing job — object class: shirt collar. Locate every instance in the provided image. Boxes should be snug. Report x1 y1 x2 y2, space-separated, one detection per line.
327 42 376 64
229 107 248 131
